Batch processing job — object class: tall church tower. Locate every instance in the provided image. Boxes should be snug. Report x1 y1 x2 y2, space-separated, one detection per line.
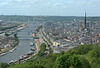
85 12 87 29
84 12 88 36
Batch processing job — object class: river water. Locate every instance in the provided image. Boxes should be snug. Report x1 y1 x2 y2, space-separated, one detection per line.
0 23 39 63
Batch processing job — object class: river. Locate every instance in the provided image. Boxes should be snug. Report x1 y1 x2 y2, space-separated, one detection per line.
0 23 40 63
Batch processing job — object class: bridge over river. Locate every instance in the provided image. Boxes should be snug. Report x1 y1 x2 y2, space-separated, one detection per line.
0 23 40 63
18 35 39 40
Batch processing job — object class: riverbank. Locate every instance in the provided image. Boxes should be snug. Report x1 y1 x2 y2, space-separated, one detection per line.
0 37 19 57
8 39 40 64
0 24 28 57
16 24 28 31
17 29 41 62
8 26 41 63
34 39 40 52
21 39 40 61
0 23 40 63
22 39 41 61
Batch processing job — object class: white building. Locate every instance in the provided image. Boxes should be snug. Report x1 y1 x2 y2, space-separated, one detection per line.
53 41 60 46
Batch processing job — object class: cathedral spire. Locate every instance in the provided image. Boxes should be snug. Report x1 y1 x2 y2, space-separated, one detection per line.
85 12 87 29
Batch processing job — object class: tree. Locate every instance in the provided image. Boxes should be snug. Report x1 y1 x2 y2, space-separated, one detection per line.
88 47 100 58
14 33 17 38
33 64 44 68
37 43 46 57
48 45 50 47
69 55 82 68
0 63 9 68
66 49 77 55
72 44 93 55
55 54 71 68
55 37 59 40
49 47 53 54
79 57 91 68
60 51 65 55
5 33 9 36
55 54 89 68
14 33 19 42
82 44 93 54
93 43 100 46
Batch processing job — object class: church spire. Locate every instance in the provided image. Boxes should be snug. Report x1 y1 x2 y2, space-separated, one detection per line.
85 12 87 29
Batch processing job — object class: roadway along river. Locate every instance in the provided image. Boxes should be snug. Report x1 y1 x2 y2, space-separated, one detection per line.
0 23 40 63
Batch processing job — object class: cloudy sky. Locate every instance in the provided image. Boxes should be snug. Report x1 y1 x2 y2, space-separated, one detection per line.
0 0 100 16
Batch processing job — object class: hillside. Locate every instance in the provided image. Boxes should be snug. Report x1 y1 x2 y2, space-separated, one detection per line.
0 43 100 68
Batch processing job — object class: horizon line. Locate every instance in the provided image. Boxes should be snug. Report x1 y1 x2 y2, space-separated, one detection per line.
0 14 100 17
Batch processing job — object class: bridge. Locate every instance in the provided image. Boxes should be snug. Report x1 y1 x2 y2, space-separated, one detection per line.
18 35 39 40
18 35 32 37
19 30 34 32
19 38 33 40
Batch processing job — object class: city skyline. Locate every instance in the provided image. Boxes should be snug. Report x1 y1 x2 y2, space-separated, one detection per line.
0 0 100 16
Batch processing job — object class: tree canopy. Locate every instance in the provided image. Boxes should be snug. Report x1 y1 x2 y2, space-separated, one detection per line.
1 43 100 68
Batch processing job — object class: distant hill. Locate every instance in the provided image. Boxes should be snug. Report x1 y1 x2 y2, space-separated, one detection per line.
0 15 100 23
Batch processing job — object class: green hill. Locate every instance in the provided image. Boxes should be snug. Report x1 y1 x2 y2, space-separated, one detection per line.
0 43 100 68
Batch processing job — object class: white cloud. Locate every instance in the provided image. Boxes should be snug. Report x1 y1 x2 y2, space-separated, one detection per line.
0 2 8 6
62 6 67 8
44 2 51 6
65 0 100 8
5 0 46 4
54 3 63 6
47 2 50 5
15 0 23 2
54 3 67 8
10 0 45 2
0 0 99 16
86 0 100 7
1 0 46 8
66 0 87 7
